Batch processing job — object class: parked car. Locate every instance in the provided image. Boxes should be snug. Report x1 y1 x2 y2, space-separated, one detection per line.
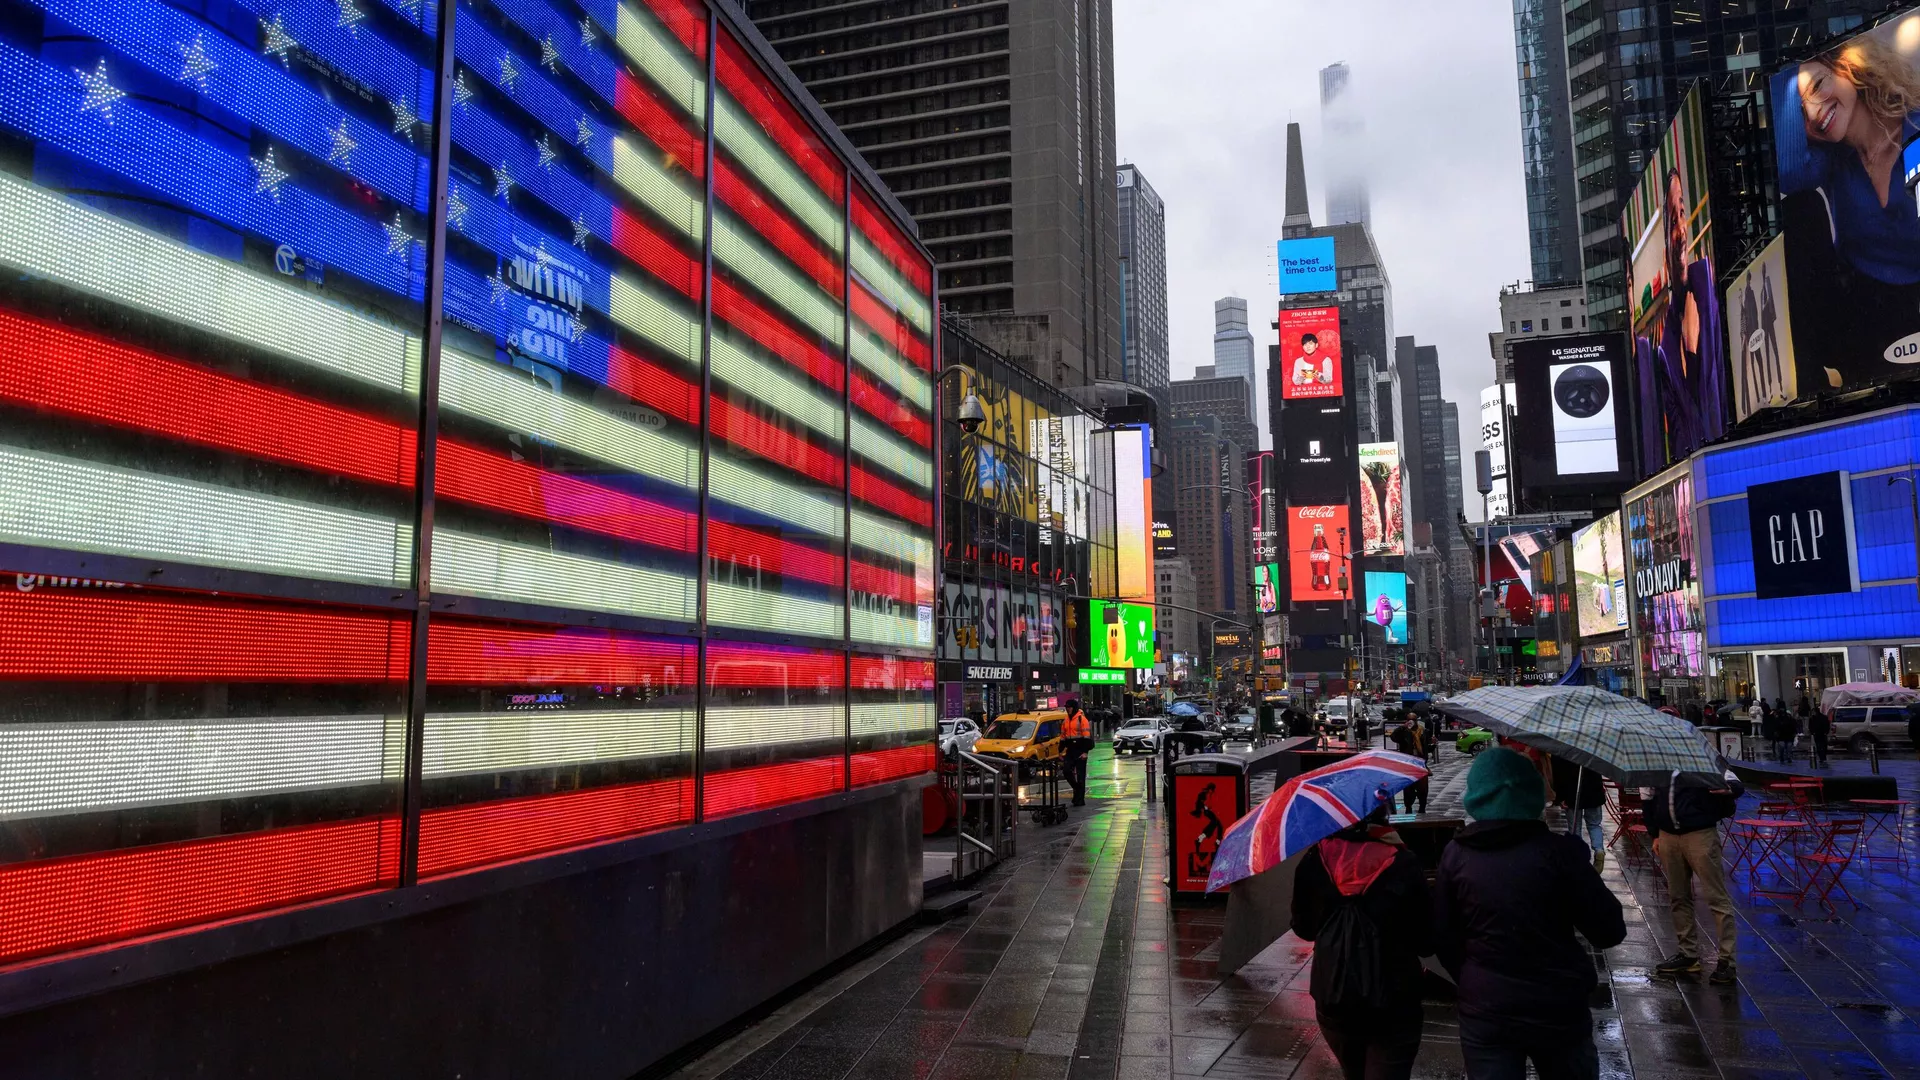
973 711 1067 764
1455 727 1496 755
1830 705 1913 753
1222 713 1257 740
1113 716 1167 755
939 717 982 757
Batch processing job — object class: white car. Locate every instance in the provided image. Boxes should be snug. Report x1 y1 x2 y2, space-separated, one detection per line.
1830 706 1912 753
1112 717 1167 755
939 717 982 756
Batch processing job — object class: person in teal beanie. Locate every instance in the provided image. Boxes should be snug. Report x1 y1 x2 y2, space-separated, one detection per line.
1435 748 1625 1080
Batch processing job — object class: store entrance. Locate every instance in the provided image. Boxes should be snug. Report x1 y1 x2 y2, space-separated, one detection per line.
1752 651 1845 711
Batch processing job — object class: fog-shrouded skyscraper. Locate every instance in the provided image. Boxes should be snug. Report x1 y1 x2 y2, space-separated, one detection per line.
748 0 1122 388
1319 62 1370 227
1118 164 1169 395
1511 0 1579 287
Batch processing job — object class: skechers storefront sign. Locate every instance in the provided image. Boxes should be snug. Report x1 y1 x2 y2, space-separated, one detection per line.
1744 471 1859 600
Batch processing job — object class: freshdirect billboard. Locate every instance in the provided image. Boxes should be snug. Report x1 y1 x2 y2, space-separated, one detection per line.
1278 306 1343 400
1364 571 1408 645
1357 442 1404 556
1288 504 1352 602
1571 511 1629 639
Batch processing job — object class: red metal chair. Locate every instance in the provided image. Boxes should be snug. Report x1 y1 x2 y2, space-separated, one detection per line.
1795 817 1865 914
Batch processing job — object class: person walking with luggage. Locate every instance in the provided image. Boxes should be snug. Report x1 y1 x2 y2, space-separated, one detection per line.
1648 768 1744 984
1292 806 1433 1080
1435 748 1625 1079
1060 698 1093 807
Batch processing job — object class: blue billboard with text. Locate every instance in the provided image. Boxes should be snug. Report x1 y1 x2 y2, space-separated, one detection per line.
1279 237 1337 294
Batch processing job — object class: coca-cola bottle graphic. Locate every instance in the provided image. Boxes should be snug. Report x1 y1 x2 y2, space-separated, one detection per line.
1309 524 1332 592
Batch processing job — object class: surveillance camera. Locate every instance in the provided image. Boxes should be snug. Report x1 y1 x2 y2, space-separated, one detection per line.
957 393 986 434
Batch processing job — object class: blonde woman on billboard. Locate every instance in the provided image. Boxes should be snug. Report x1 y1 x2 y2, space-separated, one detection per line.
1789 34 1920 283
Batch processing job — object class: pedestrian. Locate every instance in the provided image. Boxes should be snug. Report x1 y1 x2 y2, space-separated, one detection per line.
1060 698 1093 807
1764 706 1790 764
1746 697 1765 740
1423 711 1440 763
1648 767 1744 984
1807 706 1831 769
1292 807 1433 1080
1551 757 1609 872
1435 748 1626 1079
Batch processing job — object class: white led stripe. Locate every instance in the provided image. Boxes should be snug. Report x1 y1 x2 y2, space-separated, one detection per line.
852 702 938 738
852 418 932 489
713 209 842 344
436 530 697 620
851 512 933 566
710 456 845 538
605 275 701 364
613 1 707 121
852 238 931 333
0 172 420 393
711 336 844 443
0 446 411 585
610 137 703 241
704 704 844 750
709 581 844 638
715 97 844 253
852 609 926 648
423 708 695 776
851 332 932 411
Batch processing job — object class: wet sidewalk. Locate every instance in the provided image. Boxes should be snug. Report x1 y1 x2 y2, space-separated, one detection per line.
657 748 1920 1079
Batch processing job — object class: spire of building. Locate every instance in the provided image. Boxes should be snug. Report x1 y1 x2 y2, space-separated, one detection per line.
1283 122 1312 235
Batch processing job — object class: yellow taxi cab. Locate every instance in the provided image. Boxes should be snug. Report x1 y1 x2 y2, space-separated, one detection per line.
971 710 1067 763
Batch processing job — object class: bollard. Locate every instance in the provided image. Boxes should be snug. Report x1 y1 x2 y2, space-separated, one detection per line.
1144 752 1156 801
1870 741 1882 775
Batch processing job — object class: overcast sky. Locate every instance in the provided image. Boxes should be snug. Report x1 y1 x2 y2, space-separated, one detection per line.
1114 0 1529 509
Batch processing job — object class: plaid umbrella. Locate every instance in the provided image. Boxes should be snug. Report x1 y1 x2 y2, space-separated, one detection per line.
1436 685 1721 785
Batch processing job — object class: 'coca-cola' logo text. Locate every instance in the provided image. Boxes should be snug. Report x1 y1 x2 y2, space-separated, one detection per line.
1295 506 1338 519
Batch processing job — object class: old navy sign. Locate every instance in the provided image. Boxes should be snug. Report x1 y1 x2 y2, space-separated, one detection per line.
1745 470 1860 601
1634 558 1691 599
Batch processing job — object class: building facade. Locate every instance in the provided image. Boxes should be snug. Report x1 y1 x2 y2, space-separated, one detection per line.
1319 61 1370 227
1155 555 1200 670
1511 0 1579 286
1170 374 1259 465
749 0 1123 388
1213 296 1258 391
1168 416 1250 617
1117 163 1170 396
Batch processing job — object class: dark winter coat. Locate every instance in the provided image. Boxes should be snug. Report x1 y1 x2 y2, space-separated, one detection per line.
1644 771 1742 838
1550 759 1606 811
1433 819 1626 1040
1292 841 1434 1011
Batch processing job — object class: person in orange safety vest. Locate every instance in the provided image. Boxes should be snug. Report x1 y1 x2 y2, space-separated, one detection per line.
1062 699 1093 806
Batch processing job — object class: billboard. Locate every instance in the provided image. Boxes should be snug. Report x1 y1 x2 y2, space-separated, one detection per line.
1510 335 1633 493
1571 511 1629 639
1089 600 1156 668
1621 82 1726 470
1769 11 1920 403
1287 504 1352 602
1254 562 1281 615
1114 425 1154 600
1278 306 1343 400
1479 384 1513 517
1727 234 1797 423
1247 450 1279 563
1278 236 1337 294
1746 471 1860 601
1364 571 1408 645
1357 442 1404 556
1281 402 1348 503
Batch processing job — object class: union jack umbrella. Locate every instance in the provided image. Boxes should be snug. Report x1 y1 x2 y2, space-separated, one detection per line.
1206 750 1429 892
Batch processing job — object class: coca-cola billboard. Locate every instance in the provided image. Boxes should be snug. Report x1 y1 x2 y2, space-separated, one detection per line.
1287 504 1352 603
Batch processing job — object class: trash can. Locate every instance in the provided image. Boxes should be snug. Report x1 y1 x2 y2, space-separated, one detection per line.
1698 726 1743 761
1168 753 1251 900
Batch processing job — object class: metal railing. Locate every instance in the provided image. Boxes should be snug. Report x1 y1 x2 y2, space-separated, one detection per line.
951 750 1018 879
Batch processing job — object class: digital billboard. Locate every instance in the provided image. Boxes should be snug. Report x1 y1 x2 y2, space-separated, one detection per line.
1364 571 1408 645
1247 450 1279 564
1572 512 1629 639
1511 335 1633 494
1089 600 1156 668
1281 402 1349 503
1480 384 1513 517
1254 563 1281 615
1278 306 1343 400
1621 82 1727 470
1357 442 1404 556
1769 11 1920 403
1278 236 1337 294
1727 234 1797 423
1287 504 1352 602
1114 425 1154 600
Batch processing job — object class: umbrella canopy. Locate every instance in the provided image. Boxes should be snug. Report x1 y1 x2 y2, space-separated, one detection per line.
1206 750 1428 893
1169 701 1201 717
1436 685 1719 785
1819 682 1920 711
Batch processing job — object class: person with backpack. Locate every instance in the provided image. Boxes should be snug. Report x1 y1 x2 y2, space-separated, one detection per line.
1435 748 1625 1079
1291 805 1433 1080
1647 767 1744 985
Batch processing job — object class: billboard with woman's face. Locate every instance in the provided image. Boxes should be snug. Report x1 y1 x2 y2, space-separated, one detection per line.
1769 10 1920 405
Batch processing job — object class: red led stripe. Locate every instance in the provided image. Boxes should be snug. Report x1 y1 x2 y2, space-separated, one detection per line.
852 189 933 294
851 745 935 788
716 33 843 204
710 393 844 488
609 207 702 303
417 777 695 879
716 160 842 298
850 468 932 527
706 642 846 686
852 371 932 447
703 755 846 818
0 591 411 683
709 520 841 589
437 440 699 552
713 276 843 392
850 280 932 372
850 656 935 690
0 816 400 965
0 309 414 486
614 71 704 178
636 0 707 56
427 620 695 685
604 343 701 425
849 560 917 607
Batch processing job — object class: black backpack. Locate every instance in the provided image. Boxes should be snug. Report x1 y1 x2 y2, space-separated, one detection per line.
1309 892 1388 1010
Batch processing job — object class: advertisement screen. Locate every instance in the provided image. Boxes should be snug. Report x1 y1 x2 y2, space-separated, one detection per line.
1278 236 1337 294
1364 571 1408 645
1254 563 1281 615
1511 335 1633 493
1089 600 1156 668
1287 504 1352 602
1279 306 1343 400
1769 11 1920 403
1247 450 1278 563
1571 512 1629 639
1357 442 1404 556
1114 426 1154 599
1727 234 1798 423
1480 384 1513 517
1621 82 1726 469
1281 403 1348 503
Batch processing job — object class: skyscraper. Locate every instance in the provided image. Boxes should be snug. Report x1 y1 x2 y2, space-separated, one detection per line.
1319 62 1370 227
1212 297 1258 432
748 0 1122 387
1510 0 1579 286
1395 337 1451 557
1170 374 1257 465
1117 164 1169 395
1169 416 1250 616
